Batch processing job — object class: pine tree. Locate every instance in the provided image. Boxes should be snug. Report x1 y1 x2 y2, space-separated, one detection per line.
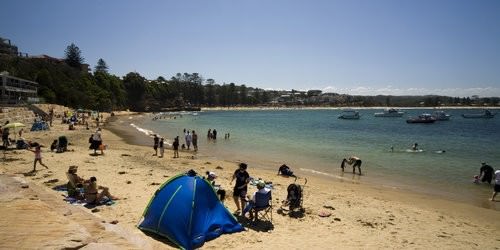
64 43 84 68
94 58 108 73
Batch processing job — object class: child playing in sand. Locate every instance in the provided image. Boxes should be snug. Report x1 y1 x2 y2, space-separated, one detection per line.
29 145 48 171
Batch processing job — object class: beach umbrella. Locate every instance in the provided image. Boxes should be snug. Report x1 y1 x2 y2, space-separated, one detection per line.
1 122 26 143
1 122 25 129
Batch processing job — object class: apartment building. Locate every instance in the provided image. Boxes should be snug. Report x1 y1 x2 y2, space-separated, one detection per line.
0 72 39 105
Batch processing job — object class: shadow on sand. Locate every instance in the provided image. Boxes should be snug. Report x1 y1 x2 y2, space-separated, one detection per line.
141 231 178 248
237 215 274 232
277 207 306 219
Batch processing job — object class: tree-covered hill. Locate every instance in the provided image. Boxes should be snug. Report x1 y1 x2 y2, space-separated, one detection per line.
1 43 498 111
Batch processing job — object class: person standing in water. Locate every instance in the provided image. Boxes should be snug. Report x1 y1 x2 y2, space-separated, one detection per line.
479 162 494 184
341 156 362 175
185 131 192 150
491 169 500 201
192 130 198 151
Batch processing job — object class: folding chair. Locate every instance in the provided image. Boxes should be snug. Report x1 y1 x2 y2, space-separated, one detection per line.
251 190 272 222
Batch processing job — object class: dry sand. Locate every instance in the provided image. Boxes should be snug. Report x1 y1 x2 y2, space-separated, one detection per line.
0 112 499 249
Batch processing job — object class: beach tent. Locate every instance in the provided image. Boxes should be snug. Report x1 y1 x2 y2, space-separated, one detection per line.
137 172 244 250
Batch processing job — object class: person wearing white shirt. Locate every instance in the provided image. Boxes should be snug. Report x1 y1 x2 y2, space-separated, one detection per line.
491 169 500 201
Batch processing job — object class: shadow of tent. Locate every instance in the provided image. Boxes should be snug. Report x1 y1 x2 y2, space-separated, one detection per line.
142 231 179 249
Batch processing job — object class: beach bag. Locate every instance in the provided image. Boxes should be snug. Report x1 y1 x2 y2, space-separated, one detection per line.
88 135 93 144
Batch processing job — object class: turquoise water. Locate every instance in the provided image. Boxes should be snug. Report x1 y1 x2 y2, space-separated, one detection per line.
133 109 500 208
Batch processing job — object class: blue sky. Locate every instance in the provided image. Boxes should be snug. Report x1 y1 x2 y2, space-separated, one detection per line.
1 0 499 97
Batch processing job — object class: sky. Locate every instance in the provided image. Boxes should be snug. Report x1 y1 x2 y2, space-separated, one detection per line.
1 0 500 97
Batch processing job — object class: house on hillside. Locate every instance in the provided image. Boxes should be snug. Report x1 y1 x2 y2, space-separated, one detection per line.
30 54 90 73
0 72 39 105
0 37 19 56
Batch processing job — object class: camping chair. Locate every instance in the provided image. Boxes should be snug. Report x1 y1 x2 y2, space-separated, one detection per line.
251 190 272 222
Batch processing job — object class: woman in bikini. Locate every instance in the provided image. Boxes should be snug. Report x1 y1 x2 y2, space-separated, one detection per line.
84 177 118 204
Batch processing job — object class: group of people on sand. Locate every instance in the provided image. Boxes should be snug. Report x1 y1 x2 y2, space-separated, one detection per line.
151 128 203 159
66 165 118 204
229 163 272 220
204 162 271 221
474 162 500 201
152 134 165 158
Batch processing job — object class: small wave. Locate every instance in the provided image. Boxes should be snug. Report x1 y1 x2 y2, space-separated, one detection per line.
129 123 172 146
300 168 344 180
150 111 199 121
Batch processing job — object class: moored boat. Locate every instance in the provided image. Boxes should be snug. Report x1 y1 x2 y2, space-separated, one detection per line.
432 111 451 121
338 110 360 119
461 110 495 119
374 108 405 117
406 113 436 123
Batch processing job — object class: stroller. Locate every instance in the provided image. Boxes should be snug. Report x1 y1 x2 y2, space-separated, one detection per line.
57 136 68 153
281 178 307 213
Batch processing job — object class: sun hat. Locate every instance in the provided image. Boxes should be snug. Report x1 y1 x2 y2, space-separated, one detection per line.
208 171 217 179
256 180 266 189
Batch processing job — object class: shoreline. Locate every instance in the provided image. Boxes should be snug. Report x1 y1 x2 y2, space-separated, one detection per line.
201 106 500 111
1 111 499 249
107 112 500 212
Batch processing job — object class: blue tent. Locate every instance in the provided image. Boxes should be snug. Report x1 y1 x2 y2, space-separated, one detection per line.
137 173 244 249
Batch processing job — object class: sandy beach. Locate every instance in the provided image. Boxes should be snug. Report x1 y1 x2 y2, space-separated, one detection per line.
1 111 499 249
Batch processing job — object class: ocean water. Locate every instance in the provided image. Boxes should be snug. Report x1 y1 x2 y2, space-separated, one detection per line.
131 108 500 209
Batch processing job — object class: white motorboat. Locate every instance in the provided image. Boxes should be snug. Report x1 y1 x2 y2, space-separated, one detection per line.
432 111 451 121
406 113 436 124
338 110 360 119
374 108 405 117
